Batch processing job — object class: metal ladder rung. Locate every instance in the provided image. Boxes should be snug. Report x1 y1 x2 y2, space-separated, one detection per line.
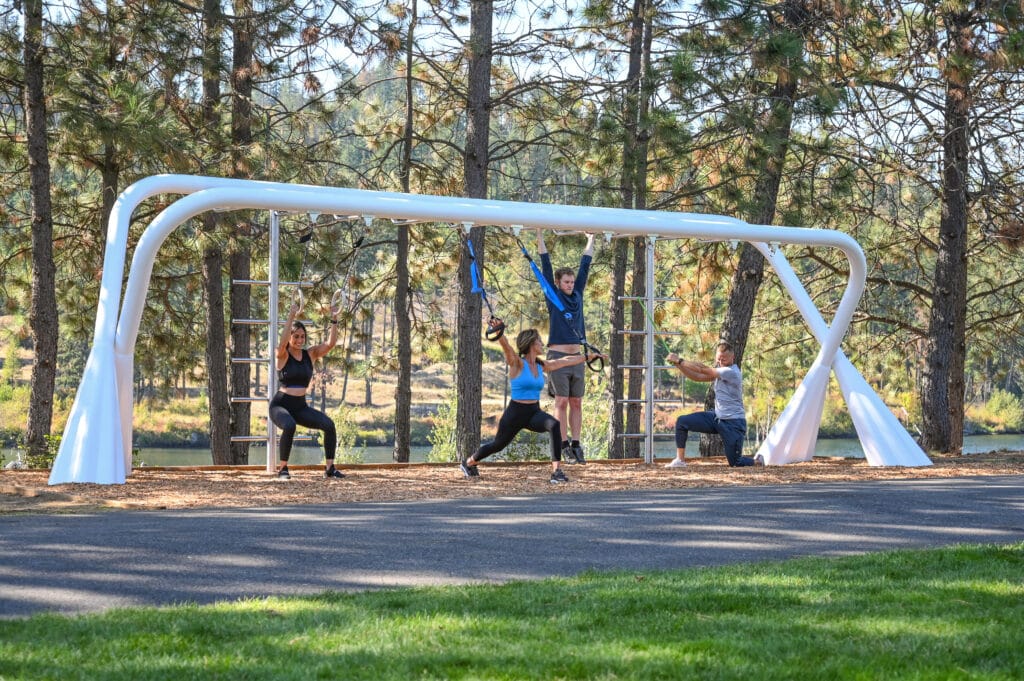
616 398 681 404
231 396 268 403
618 433 676 439
230 435 316 443
231 318 314 326
619 364 678 369
232 279 314 287
617 330 683 336
618 296 681 302
231 357 270 364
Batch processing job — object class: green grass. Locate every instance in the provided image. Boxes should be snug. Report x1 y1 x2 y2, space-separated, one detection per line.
2 543 1023 680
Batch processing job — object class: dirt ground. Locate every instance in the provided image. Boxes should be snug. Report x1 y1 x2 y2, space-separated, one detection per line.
3 450 1024 514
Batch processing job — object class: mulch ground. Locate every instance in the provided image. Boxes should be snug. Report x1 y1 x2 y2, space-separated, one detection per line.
3 450 1024 514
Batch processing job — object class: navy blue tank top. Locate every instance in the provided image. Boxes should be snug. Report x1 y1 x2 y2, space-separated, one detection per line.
278 349 314 388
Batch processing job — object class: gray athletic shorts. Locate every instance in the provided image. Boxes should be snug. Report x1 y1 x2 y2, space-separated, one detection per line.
547 350 586 398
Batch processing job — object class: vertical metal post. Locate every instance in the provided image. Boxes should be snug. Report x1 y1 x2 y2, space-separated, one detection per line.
644 236 656 464
266 211 280 472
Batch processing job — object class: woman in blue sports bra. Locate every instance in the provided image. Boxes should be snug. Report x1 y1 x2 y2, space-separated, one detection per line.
460 318 607 484
271 300 342 480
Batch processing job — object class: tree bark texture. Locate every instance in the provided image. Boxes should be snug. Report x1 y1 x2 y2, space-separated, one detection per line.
607 239 628 458
455 0 491 462
393 0 417 462
625 238 646 459
201 0 233 465
23 0 58 457
700 25 798 457
920 13 972 455
229 0 255 464
613 0 651 459
203 240 233 464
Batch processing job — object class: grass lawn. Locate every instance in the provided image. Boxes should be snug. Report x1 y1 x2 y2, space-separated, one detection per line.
2 543 1022 680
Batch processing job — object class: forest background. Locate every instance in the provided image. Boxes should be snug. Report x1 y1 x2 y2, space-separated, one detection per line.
1 0 1022 467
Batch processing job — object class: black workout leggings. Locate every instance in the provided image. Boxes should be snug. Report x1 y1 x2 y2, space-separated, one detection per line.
268 392 337 462
475 400 563 462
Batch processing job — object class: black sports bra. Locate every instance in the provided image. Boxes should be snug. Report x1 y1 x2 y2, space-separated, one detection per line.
278 349 314 388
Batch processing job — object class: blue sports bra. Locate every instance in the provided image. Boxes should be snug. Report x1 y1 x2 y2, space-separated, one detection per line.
510 361 545 401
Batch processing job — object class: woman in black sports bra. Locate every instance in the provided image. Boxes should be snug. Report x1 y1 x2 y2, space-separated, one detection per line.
270 300 342 480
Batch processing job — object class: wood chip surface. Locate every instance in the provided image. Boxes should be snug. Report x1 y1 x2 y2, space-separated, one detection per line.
3 450 1023 514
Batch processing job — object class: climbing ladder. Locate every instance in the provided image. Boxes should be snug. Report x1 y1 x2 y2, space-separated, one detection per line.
229 210 313 472
615 236 684 464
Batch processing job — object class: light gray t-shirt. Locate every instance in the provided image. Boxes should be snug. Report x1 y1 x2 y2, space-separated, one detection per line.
713 364 745 420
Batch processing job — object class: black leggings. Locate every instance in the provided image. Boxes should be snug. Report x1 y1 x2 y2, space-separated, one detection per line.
268 392 337 462
475 400 563 462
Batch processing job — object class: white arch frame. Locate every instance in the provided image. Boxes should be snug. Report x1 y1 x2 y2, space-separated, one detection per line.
48 175 930 485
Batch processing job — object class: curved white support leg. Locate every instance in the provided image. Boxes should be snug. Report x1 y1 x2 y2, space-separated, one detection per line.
756 360 832 464
754 242 930 467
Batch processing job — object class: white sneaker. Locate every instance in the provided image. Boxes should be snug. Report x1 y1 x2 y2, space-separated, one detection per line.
664 458 688 468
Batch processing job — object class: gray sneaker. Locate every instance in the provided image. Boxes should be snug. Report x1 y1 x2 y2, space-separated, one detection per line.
460 460 480 478
560 445 577 464
549 469 569 484
571 444 586 465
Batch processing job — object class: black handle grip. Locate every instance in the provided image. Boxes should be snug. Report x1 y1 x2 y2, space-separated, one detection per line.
485 317 505 341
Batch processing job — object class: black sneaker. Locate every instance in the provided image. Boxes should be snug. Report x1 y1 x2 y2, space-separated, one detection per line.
276 466 291 480
571 444 587 465
460 460 480 478
550 469 569 484
325 466 345 479
560 445 577 464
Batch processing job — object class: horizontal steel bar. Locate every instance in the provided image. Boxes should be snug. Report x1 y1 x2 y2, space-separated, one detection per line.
617 432 676 438
231 279 314 287
618 296 681 302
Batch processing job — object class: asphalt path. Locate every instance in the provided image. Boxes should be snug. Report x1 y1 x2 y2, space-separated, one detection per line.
2 475 1023 619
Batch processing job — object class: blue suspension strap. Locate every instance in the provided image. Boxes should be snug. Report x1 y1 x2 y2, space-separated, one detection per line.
466 237 505 341
513 234 605 371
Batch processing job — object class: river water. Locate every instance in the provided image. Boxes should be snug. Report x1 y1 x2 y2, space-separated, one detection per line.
115 432 1024 467
6 433 1022 468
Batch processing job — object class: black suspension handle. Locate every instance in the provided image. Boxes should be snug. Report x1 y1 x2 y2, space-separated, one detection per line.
485 316 506 341
582 342 605 372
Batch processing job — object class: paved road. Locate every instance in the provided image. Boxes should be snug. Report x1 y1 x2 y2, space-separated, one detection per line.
2 476 1022 618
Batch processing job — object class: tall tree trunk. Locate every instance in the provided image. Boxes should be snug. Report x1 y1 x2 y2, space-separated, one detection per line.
393 0 417 462
98 5 121 236
607 240 628 458
23 0 58 458
203 241 231 462
625 238 646 458
228 0 254 464
699 11 800 457
920 12 971 455
363 308 374 406
610 0 651 459
100 146 119 238
201 0 232 465
455 0 491 462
